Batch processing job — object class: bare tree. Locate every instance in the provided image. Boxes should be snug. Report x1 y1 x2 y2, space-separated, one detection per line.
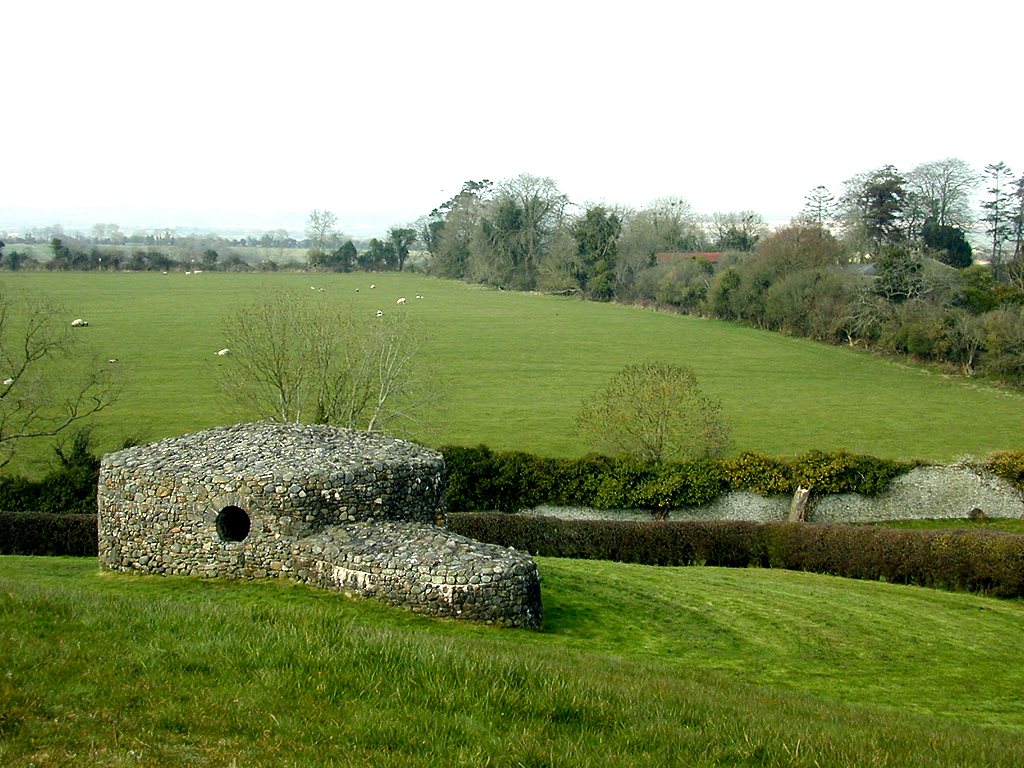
305 209 339 258
906 157 979 230
0 284 122 467
215 290 442 437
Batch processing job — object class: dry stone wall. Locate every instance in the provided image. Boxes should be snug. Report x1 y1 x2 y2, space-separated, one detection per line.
524 464 1024 524
97 422 541 628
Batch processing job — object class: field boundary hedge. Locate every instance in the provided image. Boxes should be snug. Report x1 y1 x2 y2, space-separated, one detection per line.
448 514 1024 597
0 511 99 556
441 446 920 514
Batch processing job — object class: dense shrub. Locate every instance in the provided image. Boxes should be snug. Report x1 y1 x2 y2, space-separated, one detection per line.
0 467 98 515
987 451 1024 490
0 511 98 556
790 450 916 496
448 514 1024 598
721 452 794 496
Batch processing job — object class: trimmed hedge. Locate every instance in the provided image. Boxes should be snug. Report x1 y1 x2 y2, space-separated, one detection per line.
0 511 99 556
440 446 916 513
448 514 1024 597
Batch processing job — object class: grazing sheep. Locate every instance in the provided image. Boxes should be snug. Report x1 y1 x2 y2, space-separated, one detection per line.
370 284 376 289
397 297 406 304
376 310 383 317
3 378 13 386
71 318 89 327
216 348 230 356
107 359 118 364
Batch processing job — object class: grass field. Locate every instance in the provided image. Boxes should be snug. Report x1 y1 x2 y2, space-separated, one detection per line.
3 555 1024 767
4 270 1024 474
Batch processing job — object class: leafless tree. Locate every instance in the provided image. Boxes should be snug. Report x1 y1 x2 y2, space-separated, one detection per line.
215 290 443 437
0 284 122 467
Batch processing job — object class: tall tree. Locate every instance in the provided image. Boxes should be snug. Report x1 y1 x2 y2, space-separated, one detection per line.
981 162 1015 270
840 166 910 253
800 185 838 231
710 211 768 252
470 174 567 290
305 209 339 261
386 226 417 272
906 157 979 230
570 205 621 300
425 180 492 279
862 165 909 250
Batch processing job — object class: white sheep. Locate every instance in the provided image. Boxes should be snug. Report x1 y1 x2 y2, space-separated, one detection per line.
376 310 383 317
396 297 406 304
3 378 13 386
71 318 89 327
216 348 230 356
370 284 376 289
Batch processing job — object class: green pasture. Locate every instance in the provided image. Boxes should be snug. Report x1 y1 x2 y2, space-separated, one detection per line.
4 270 1024 473
3 555 1024 766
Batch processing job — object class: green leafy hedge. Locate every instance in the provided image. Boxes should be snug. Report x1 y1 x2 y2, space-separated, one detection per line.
440 446 916 513
448 514 1024 597
0 511 98 556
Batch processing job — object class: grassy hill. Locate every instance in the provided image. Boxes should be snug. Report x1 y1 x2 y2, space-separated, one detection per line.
2 555 1024 767
4 271 1024 473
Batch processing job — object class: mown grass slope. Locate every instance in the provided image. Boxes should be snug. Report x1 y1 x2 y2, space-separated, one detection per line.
5 271 1024 472
3 555 1024 767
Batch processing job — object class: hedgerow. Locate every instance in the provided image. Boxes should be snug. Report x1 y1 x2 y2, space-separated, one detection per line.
0 511 98 556
440 446 917 513
447 514 1024 598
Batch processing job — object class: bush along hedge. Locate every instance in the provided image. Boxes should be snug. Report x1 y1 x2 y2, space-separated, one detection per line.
447 515 1024 598
0 511 99 556
440 446 918 514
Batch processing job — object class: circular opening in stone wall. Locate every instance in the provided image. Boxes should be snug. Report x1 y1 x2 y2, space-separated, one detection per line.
216 505 251 542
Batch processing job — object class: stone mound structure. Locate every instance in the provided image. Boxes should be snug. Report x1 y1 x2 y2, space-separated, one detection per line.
97 422 541 628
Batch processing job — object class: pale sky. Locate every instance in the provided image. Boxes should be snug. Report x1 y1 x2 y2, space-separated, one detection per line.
4 0 1022 235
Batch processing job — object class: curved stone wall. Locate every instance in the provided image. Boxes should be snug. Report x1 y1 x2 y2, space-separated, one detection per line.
97 422 541 628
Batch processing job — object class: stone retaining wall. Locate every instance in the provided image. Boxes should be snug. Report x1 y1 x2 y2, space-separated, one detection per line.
524 464 1024 524
97 423 541 628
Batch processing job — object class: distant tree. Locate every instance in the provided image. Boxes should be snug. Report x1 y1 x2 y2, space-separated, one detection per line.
906 157 979 230
800 185 838 232
710 211 768 252
426 180 492 279
334 240 357 272
840 165 910 253
201 249 219 268
570 205 621 300
359 238 392 271
981 162 1015 270
470 174 568 290
305 209 339 261
921 223 973 269
616 197 707 291
862 165 910 250
386 226 417 271
576 362 731 464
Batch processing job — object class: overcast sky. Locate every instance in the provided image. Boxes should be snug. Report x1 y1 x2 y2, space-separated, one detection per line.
4 0 1022 234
